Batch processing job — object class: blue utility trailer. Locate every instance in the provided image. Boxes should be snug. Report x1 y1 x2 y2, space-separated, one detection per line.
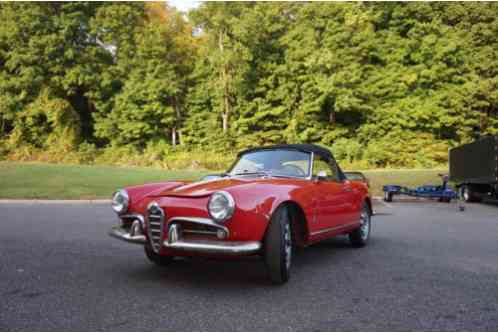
383 174 458 203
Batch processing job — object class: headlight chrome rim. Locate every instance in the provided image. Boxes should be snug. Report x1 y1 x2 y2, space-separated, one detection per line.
207 191 235 223
112 189 129 214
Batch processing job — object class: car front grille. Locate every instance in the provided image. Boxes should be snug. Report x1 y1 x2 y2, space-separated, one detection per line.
147 202 165 253
180 221 219 238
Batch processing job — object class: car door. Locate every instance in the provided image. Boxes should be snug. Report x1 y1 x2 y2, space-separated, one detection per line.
310 156 356 236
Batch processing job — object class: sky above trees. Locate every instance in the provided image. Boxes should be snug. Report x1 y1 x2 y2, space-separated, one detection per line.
167 0 200 13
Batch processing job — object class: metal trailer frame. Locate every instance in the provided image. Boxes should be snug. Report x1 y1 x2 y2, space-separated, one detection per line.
382 184 458 203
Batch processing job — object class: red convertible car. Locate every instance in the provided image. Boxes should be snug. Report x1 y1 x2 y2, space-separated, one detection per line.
110 144 372 284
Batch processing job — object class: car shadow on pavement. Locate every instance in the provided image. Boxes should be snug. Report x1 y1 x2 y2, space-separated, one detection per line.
122 237 357 288
480 199 498 207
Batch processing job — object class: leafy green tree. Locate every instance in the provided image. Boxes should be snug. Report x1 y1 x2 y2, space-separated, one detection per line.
1 2 497 168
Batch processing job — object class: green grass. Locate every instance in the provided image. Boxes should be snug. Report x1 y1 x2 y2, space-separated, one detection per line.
360 169 447 196
0 161 447 199
0 162 208 199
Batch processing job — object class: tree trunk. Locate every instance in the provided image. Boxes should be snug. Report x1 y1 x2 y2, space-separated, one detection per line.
222 113 228 133
219 29 230 133
172 127 177 147
178 129 183 146
480 111 488 133
329 111 335 126
174 100 181 146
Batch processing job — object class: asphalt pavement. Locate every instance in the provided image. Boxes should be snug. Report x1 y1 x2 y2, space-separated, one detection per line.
0 200 497 331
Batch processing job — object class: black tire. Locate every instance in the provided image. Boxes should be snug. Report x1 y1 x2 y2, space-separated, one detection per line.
349 202 371 248
144 243 173 266
461 185 481 203
264 207 292 285
384 191 393 202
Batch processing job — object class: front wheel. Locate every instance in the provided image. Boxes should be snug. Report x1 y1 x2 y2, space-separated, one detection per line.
349 202 371 248
264 207 292 284
144 243 173 267
384 191 393 202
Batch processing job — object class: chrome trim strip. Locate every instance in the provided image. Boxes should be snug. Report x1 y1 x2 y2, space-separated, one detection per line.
307 151 314 180
164 240 262 255
119 214 144 224
310 222 359 236
108 224 146 244
183 229 217 235
163 223 260 255
167 216 229 237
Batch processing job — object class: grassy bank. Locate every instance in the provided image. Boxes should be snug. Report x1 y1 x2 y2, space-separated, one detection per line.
0 162 207 199
361 169 447 196
0 162 446 199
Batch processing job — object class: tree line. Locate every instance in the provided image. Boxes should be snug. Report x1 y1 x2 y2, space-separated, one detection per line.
0 2 497 168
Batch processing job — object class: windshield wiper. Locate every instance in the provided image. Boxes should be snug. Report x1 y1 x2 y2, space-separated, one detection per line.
231 171 306 179
232 170 271 177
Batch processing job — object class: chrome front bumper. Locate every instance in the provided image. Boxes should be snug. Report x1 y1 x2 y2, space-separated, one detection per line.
163 224 261 255
109 221 146 244
109 218 261 255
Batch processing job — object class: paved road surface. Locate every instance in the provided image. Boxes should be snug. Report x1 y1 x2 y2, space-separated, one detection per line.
1 200 497 331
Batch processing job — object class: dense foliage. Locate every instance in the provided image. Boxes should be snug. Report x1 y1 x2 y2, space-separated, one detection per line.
0 2 497 168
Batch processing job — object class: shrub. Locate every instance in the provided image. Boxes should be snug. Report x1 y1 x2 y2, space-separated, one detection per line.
331 138 363 164
75 142 99 165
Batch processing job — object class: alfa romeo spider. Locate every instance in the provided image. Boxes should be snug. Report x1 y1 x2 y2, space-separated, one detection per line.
109 144 372 284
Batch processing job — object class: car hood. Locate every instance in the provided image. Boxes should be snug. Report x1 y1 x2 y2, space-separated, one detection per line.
154 176 309 198
156 177 248 198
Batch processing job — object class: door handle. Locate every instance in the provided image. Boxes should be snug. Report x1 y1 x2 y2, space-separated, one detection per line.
344 187 353 192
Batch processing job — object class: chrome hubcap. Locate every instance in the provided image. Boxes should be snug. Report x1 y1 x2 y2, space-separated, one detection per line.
284 223 292 270
360 208 370 241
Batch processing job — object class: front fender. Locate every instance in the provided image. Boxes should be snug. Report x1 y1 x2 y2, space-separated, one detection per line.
226 183 311 242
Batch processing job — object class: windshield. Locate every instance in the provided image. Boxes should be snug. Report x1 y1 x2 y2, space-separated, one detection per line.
229 149 311 178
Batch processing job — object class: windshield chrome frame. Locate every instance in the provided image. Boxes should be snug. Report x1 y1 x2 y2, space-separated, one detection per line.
228 149 314 180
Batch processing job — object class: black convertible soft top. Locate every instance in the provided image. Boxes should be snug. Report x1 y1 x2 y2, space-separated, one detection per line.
238 144 334 162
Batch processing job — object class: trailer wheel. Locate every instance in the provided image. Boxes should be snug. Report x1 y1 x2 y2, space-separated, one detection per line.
384 191 393 202
461 185 481 203
439 197 451 203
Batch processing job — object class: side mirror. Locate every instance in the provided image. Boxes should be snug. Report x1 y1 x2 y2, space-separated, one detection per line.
316 170 328 181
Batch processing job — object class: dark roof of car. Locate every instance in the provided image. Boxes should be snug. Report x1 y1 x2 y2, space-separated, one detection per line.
238 144 333 161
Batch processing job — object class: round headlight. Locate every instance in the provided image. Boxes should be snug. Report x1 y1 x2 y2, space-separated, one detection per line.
207 191 235 223
111 189 129 214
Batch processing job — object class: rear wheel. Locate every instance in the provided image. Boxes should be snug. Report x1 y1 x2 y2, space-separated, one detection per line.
144 243 173 266
264 207 292 284
349 202 371 248
384 191 393 202
461 185 481 203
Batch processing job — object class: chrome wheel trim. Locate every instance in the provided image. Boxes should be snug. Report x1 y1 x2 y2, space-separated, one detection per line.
463 187 469 201
359 208 370 241
283 222 292 270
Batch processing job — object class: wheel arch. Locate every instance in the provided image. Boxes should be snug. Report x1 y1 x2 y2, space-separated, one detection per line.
364 196 373 216
266 200 310 247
